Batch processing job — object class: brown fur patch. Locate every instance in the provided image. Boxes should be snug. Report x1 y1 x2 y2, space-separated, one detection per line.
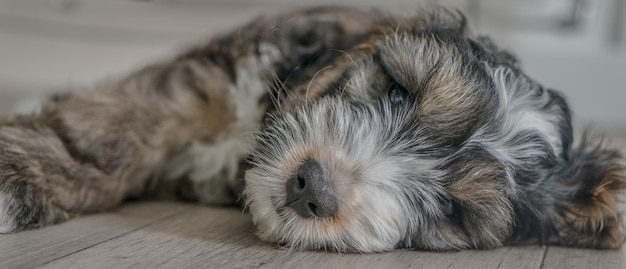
446 153 512 248
557 154 626 249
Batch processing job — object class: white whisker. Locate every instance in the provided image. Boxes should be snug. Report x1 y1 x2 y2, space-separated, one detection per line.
305 65 333 106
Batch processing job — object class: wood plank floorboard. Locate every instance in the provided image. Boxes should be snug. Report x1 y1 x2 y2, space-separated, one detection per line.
35 205 546 269
541 247 626 269
0 202 190 269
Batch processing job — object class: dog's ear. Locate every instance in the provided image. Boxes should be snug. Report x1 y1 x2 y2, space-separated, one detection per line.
548 136 626 249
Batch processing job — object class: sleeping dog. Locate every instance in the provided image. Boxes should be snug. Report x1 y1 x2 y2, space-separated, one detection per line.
0 7 624 252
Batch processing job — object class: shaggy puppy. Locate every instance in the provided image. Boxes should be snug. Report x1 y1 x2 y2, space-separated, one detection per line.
0 7 624 253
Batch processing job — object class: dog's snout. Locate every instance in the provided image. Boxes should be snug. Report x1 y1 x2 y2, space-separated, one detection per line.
286 160 338 218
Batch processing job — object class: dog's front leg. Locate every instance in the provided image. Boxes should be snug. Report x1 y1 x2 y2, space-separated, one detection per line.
0 116 130 232
0 55 247 232
0 24 274 231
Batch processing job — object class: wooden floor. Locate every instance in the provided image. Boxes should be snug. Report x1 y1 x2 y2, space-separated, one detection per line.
0 201 624 269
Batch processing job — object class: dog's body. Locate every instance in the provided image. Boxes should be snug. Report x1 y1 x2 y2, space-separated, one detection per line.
0 7 624 253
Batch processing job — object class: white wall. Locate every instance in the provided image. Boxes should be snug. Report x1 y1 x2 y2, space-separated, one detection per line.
0 0 624 132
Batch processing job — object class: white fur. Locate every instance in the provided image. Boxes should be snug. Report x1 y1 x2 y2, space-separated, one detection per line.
491 67 563 154
246 98 444 252
164 47 278 203
473 66 564 192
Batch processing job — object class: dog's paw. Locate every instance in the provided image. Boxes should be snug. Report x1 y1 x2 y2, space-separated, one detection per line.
0 187 65 233
0 130 73 233
0 178 72 233
0 193 18 233
0 175 71 233
191 175 245 206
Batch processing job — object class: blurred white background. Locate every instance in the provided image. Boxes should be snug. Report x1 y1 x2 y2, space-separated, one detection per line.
0 0 624 132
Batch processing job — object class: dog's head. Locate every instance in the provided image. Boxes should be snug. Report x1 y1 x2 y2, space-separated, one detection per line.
244 9 626 252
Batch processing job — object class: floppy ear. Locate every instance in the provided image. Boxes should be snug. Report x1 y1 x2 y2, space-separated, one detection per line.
548 136 626 249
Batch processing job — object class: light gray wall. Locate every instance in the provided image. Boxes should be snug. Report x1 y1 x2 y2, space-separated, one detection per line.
1 0 624 131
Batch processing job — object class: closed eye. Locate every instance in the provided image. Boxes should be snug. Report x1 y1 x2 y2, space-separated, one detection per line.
441 197 462 223
377 54 411 105
388 81 409 105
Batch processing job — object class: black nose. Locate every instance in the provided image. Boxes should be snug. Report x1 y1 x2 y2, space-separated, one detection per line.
285 160 338 218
